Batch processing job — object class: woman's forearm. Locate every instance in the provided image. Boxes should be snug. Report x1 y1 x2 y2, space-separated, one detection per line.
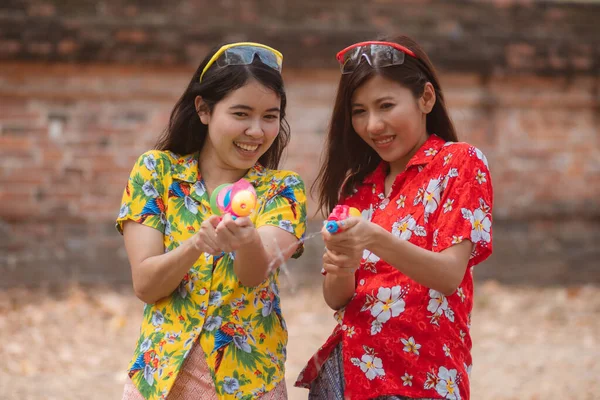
367 224 467 295
132 239 203 304
323 272 356 310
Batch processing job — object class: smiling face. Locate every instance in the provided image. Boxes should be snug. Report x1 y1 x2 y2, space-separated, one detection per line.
197 78 281 171
350 74 435 173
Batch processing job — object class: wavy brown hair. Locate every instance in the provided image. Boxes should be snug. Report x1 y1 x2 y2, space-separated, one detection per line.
313 35 459 215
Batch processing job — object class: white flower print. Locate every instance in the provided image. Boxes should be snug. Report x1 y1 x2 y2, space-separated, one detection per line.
351 348 386 381
443 199 454 213
346 326 356 338
284 175 301 186
223 376 240 394
392 215 426 241
143 364 156 386
183 196 198 214
425 148 438 157
143 153 157 171
448 168 459 178
462 207 492 244
208 291 223 306
371 286 407 324
474 146 489 168
151 311 164 327
475 169 487 185
140 338 152 353
452 235 463 244
370 320 383 335
142 181 159 198
396 195 406 209
427 289 455 324
435 367 461 399
401 336 421 356
402 372 413 386
278 220 294 233
192 181 206 197
433 229 439 248
119 203 129 218
443 343 452 358
422 178 442 216
460 330 466 342
203 316 222 331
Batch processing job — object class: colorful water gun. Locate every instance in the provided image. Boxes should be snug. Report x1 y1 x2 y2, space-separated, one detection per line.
325 205 361 233
210 179 257 219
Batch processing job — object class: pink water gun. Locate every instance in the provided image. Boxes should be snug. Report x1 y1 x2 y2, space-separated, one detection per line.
325 205 361 233
210 179 257 219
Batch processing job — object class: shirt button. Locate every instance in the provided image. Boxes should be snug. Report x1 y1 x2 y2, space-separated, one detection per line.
359 279 365 286
342 325 347 331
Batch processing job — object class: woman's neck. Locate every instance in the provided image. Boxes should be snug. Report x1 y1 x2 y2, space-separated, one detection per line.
198 147 248 195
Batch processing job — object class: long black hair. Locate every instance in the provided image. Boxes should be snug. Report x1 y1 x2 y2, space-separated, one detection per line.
313 35 458 214
155 43 290 169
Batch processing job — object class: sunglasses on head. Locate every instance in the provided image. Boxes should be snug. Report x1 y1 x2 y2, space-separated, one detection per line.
200 42 283 82
336 41 417 74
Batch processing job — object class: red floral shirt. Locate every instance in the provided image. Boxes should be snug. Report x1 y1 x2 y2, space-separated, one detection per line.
296 135 493 400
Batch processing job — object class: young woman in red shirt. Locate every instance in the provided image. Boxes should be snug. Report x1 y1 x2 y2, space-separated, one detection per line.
296 35 494 400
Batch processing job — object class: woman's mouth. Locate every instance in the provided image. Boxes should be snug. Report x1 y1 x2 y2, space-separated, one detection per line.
372 136 396 148
234 142 260 153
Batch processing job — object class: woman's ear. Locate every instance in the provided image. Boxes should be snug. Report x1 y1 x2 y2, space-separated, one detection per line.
419 82 436 114
195 96 210 125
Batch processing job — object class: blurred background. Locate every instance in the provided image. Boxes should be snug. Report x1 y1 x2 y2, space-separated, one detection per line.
0 0 599 399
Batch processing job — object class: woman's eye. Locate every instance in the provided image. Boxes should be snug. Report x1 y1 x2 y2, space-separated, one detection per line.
233 112 247 117
381 103 394 109
351 109 365 116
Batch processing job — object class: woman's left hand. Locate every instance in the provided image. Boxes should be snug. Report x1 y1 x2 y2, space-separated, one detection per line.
215 213 258 252
322 217 377 255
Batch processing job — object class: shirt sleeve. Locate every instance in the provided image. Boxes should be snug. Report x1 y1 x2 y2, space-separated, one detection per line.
255 172 307 259
432 145 493 267
116 151 170 235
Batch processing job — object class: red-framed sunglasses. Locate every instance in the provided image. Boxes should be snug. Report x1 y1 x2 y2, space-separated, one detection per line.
335 41 418 74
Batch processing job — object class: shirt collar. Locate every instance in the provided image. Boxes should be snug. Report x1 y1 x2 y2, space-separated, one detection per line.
171 152 266 187
364 134 447 184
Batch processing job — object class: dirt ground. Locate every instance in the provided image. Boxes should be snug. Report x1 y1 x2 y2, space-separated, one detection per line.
1 281 598 400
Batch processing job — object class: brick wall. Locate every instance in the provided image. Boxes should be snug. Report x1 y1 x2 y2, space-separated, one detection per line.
0 0 599 287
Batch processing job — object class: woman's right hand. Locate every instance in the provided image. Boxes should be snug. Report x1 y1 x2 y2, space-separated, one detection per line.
192 215 223 256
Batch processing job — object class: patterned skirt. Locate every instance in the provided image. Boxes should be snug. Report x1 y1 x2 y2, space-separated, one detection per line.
308 344 437 400
122 341 287 399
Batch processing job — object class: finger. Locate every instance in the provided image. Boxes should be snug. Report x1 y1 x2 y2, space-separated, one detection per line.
199 231 221 254
323 262 356 276
205 214 222 228
339 217 361 231
215 224 237 249
234 216 253 228
218 214 239 234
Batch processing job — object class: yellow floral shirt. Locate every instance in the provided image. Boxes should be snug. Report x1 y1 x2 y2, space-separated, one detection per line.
116 150 307 400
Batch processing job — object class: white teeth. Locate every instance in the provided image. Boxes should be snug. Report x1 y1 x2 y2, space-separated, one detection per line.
235 142 259 151
374 137 394 145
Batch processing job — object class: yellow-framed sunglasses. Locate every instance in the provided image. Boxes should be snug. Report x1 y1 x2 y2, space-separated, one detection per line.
199 42 284 82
